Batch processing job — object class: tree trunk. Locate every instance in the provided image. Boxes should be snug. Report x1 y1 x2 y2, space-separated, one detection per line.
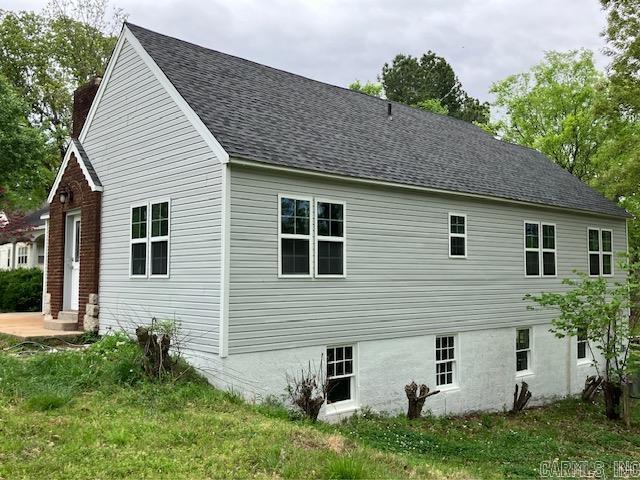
602 380 622 420
622 382 631 428
405 381 439 419
511 381 532 413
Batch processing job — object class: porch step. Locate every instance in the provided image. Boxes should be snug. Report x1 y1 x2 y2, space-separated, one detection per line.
44 311 79 331
57 310 78 322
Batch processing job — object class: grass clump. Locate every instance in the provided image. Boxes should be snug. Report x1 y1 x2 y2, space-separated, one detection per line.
324 456 368 479
25 391 71 411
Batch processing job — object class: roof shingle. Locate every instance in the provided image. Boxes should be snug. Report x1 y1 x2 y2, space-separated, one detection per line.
126 23 629 218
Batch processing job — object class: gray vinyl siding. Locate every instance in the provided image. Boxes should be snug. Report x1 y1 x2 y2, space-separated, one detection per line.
228 163 627 354
82 39 222 355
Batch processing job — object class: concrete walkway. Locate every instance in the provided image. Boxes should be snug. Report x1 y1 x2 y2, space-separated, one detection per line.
0 312 84 340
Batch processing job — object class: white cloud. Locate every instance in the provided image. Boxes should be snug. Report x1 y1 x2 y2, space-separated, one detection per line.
3 0 608 101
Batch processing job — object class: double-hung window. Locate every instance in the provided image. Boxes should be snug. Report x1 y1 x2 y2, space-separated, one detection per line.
449 213 467 257
524 221 556 277
435 335 456 387
278 195 346 277
588 228 613 277
130 200 170 278
326 345 355 404
17 246 28 266
316 201 345 276
279 196 312 276
516 328 532 373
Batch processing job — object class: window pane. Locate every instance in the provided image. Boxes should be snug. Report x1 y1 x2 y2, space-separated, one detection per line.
602 254 612 275
151 202 169 237
131 243 146 275
589 254 600 276
601 231 612 252
543 252 556 276
516 329 529 350
296 199 310 218
151 241 168 275
281 216 295 234
450 236 465 256
542 225 555 249
281 197 295 217
281 238 309 275
577 341 586 359
318 241 343 275
450 215 465 234
131 206 147 239
588 229 600 252
516 351 528 371
526 251 540 276
327 377 350 404
525 223 539 249
295 217 309 234
317 202 344 237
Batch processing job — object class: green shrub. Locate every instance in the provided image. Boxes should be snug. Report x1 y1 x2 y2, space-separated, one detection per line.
324 456 369 480
0 268 43 312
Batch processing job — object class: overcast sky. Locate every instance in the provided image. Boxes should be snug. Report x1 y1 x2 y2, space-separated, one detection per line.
4 0 609 102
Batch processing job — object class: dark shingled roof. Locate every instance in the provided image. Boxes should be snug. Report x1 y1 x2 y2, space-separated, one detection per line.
72 138 102 188
126 23 629 218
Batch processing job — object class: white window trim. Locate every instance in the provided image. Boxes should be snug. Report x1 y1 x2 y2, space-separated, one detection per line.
576 332 591 365
515 327 534 377
277 194 313 278
129 198 171 279
325 343 358 413
588 227 614 278
149 198 171 279
315 198 347 278
435 334 459 390
524 220 557 278
448 212 467 259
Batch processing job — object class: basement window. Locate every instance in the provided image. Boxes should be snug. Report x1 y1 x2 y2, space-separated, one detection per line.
435 335 456 387
516 328 532 374
577 329 588 361
326 345 355 404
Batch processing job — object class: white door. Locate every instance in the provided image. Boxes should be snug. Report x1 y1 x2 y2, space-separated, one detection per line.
64 214 81 311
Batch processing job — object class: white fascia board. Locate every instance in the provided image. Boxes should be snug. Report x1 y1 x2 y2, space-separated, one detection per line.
79 25 229 165
46 141 103 204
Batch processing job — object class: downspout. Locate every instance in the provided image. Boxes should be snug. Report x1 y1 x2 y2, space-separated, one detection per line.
219 161 231 358
42 219 49 313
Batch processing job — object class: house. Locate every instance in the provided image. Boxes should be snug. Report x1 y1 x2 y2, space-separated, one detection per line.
41 23 630 418
0 207 48 271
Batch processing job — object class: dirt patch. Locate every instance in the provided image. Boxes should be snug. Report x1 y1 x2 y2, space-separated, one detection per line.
291 430 351 454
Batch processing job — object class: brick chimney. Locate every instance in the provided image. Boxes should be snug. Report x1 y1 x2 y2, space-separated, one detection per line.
72 77 102 138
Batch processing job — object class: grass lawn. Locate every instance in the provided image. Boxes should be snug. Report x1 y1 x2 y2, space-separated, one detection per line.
0 334 638 479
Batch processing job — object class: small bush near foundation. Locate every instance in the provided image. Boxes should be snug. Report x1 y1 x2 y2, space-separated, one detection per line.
324 456 368 480
0 268 42 312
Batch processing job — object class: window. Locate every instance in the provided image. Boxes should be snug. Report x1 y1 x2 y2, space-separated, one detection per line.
435 335 456 387
316 201 345 276
516 328 531 373
326 345 355 404
449 213 467 257
17 246 28 265
577 329 588 361
277 195 347 278
279 196 311 276
130 200 170 278
588 228 614 277
524 222 556 277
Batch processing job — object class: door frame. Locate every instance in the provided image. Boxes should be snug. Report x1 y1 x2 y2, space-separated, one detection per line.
63 210 81 311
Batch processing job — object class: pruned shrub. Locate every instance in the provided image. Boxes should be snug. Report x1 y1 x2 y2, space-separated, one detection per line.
0 268 42 312
286 358 327 421
405 381 439 419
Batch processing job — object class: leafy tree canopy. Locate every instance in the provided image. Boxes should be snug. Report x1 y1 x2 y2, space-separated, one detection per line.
348 80 383 98
490 50 607 182
0 75 54 210
381 52 489 124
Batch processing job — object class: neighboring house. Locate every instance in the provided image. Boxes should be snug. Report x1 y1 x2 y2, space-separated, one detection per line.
0 207 48 271
42 23 630 418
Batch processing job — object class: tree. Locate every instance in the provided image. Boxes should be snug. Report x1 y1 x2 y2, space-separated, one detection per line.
381 52 489 124
0 75 54 211
0 0 125 157
490 50 608 182
348 80 383 98
525 263 639 421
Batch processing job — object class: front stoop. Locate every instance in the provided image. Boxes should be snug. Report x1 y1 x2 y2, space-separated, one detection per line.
44 311 79 331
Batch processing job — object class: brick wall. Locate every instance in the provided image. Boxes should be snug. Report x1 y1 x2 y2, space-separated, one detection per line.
47 154 101 328
72 78 101 138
